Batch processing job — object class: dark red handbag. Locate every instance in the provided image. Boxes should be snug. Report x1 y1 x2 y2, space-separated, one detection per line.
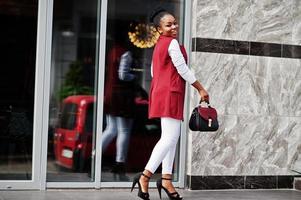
189 101 219 132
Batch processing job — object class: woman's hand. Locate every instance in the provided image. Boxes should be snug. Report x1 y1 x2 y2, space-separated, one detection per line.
199 89 209 103
192 80 209 102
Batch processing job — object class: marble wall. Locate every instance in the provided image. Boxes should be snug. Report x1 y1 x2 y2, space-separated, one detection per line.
187 0 301 176
193 0 301 45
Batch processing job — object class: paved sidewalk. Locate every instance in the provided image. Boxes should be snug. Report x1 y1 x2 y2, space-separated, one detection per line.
0 189 301 200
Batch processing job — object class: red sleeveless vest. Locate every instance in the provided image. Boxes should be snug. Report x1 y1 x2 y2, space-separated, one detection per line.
148 35 187 120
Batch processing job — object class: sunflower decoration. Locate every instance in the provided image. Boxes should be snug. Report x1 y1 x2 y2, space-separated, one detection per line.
128 23 160 48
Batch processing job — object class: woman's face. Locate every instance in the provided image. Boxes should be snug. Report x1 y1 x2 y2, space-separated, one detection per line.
158 14 178 38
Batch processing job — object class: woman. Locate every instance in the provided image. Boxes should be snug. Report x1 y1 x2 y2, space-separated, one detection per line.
131 9 209 200
102 22 136 175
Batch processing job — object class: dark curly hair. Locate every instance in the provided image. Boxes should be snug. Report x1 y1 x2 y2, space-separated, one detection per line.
149 8 173 29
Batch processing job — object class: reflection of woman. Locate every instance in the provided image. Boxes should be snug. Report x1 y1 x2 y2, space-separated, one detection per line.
131 9 209 200
102 24 136 174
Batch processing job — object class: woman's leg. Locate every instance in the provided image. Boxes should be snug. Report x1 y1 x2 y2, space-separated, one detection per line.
115 116 133 163
144 117 181 173
162 141 178 174
160 118 181 195
140 117 181 193
101 114 118 151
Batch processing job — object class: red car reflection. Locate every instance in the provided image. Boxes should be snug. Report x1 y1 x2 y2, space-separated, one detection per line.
53 95 160 172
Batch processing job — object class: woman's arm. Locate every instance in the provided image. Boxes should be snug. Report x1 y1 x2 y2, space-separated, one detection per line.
191 80 209 102
168 39 196 84
168 39 209 101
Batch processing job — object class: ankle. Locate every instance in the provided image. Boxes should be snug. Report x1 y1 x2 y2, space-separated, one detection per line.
162 173 172 179
162 179 173 187
142 170 152 179
161 178 175 189
140 175 149 183
139 171 151 184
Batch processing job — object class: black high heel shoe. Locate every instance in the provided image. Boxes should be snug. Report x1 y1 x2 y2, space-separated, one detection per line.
131 173 151 200
156 177 183 200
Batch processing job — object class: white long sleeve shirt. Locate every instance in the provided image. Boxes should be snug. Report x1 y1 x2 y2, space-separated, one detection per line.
151 39 197 85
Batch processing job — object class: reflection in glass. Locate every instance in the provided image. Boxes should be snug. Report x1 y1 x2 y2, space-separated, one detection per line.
46 0 100 182
101 0 184 182
0 0 38 180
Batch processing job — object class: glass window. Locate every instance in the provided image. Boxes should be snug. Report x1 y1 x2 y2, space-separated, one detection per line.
46 0 100 182
101 0 185 182
0 0 38 180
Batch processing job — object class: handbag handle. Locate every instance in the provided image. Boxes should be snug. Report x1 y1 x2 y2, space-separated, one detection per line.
199 99 209 104
198 100 211 107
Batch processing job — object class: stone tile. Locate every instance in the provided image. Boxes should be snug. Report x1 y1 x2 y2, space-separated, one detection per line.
277 176 294 188
245 176 277 189
252 0 293 44
295 178 301 190
196 0 231 39
188 175 244 190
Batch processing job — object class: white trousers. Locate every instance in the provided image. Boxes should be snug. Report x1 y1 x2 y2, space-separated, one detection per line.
101 114 133 162
145 117 181 174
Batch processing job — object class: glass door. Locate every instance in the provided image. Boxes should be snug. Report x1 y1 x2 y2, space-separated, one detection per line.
44 0 186 188
46 0 101 185
0 0 46 189
100 0 185 186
